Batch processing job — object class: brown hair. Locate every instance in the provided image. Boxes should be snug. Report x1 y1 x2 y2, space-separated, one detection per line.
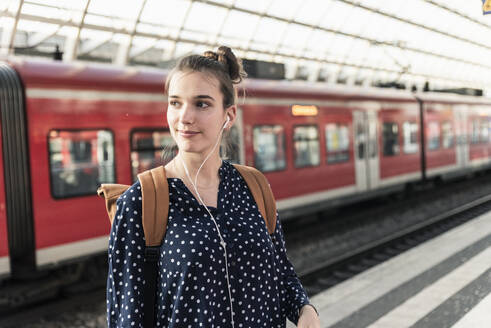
165 46 246 107
162 46 247 163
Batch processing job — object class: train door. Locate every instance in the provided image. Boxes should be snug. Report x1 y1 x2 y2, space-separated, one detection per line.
454 105 469 169
353 110 379 191
367 110 380 188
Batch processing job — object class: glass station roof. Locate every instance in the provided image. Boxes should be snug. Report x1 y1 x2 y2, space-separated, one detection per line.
1 0 490 95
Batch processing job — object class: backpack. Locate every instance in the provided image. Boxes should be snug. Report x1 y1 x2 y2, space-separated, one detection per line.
97 163 277 328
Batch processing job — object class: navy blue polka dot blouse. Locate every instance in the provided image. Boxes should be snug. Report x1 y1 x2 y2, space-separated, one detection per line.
107 160 311 327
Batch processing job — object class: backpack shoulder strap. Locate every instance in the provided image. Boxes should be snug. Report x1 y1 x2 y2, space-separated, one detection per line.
98 167 168 328
232 164 277 234
97 183 131 225
137 165 169 247
136 165 169 328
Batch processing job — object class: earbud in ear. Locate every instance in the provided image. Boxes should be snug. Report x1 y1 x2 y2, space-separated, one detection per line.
223 116 230 129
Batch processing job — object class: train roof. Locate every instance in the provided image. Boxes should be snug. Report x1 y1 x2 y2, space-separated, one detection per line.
242 79 419 102
6 57 491 105
414 92 491 106
6 57 164 93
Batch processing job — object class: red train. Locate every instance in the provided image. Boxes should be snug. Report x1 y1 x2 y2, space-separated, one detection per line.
1 58 491 280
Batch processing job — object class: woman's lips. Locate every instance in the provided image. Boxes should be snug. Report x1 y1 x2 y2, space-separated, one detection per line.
178 130 200 138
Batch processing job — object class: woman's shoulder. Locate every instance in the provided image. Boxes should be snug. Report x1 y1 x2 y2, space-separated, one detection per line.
228 162 269 183
116 180 142 209
110 180 144 240
229 162 264 174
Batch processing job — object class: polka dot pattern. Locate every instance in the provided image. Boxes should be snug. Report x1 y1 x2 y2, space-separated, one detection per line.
107 160 310 327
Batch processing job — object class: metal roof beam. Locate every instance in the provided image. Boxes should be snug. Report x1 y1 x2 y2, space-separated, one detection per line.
241 0 275 57
336 0 491 51
4 7 488 71
2 7 489 88
207 0 236 48
26 26 61 48
78 36 113 55
115 0 147 66
64 0 91 61
161 0 194 62
423 0 491 30
0 0 24 56
129 41 158 59
197 0 491 54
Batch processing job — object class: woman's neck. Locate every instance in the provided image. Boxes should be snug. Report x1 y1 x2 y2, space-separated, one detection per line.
171 152 222 187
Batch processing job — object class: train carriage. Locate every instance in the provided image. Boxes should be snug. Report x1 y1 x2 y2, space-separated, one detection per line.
240 81 423 216
417 93 491 179
1 58 491 280
422 101 458 177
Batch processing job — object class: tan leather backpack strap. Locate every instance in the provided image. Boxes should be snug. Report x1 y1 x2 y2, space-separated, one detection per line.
250 167 277 234
237 166 267 220
233 164 277 234
137 166 169 247
97 184 131 225
137 166 168 328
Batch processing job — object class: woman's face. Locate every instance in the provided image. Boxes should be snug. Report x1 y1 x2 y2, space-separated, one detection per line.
167 71 233 156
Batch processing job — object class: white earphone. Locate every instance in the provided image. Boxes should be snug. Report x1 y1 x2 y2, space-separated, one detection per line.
223 116 230 129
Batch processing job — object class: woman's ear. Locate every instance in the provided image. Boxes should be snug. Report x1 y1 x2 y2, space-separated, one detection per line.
225 105 237 129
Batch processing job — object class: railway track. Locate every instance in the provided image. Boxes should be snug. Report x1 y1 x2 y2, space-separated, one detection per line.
0 288 105 328
0 255 107 328
300 193 491 295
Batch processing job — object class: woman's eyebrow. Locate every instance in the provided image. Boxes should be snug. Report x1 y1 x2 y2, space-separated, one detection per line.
195 95 215 101
168 95 215 101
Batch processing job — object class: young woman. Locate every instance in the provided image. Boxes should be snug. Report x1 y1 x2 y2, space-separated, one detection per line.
107 46 320 328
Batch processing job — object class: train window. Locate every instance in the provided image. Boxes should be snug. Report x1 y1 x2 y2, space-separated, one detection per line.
131 130 174 181
480 120 489 143
427 121 440 150
325 123 350 164
403 122 418 154
442 121 454 148
293 125 320 167
382 122 400 156
471 119 480 144
355 120 366 160
48 129 115 198
253 125 286 172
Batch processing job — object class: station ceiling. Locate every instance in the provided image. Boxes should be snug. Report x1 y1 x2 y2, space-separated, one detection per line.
1 0 490 95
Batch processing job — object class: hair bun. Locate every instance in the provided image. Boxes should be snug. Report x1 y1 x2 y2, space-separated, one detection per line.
203 50 219 61
204 46 247 84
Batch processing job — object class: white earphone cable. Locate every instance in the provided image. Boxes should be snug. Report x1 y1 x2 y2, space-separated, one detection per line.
179 117 235 328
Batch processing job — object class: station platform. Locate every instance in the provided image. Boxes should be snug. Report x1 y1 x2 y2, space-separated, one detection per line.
289 210 491 328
